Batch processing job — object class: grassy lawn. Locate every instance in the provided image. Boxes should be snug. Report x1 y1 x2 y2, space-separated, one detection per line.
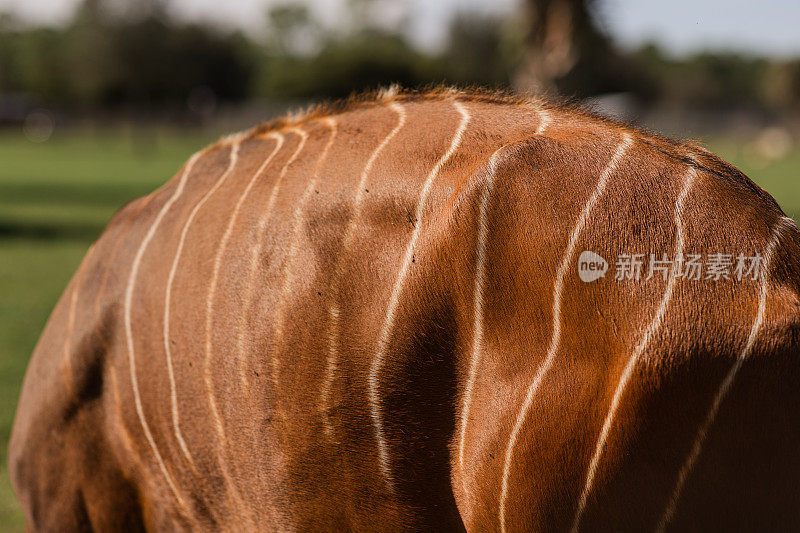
707 138 800 221
0 128 796 529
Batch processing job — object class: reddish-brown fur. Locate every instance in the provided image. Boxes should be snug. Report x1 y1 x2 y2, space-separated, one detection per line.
9 88 800 531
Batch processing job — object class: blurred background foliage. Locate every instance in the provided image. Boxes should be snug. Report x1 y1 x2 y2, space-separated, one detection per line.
1 0 799 530
0 0 798 116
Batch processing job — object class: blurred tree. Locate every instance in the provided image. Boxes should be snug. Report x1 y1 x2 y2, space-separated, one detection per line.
20 0 255 110
62 0 117 106
260 0 432 99
761 60 800 111
633 44 771 111
346 0 373 31
13 28 71 105
513 0 633 96
440 13 513 88
0 14 21 92
2 0 799 117
263 30 432 99
107 17 254 105
266 3 317 56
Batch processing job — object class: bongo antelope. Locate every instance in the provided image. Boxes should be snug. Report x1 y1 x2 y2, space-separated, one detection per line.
9 88 800 531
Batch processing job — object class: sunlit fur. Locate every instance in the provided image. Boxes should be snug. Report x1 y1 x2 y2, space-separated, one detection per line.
9 88 800 532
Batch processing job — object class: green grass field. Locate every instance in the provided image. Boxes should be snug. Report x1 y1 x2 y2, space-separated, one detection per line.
0 129 797 529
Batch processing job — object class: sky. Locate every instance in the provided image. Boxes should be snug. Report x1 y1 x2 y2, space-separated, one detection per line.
1 0 800 57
